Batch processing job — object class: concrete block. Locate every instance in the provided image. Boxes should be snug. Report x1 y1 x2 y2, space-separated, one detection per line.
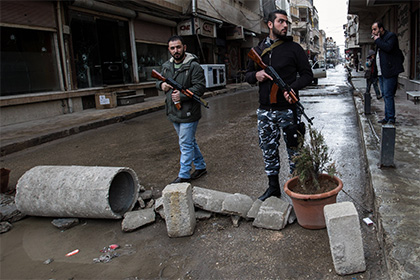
252 197 291 230
122 208 155 232
193 187 231 213
51 218 79 230
247 199 263 219
154 197 165 219
222 193 253 218
324 202 366 275
163 183 196 237
139 190 153 200
195 210 212 220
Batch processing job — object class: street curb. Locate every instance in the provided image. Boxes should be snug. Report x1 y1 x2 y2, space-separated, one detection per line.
0 83 253 157
0 104 165 157
352 86 397 279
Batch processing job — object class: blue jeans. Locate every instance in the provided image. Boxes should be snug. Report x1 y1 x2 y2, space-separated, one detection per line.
173 121 206 179
378 76 397 122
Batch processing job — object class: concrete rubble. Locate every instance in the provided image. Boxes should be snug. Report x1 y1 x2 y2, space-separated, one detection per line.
0 193 25 233
122 208 156 232
51 218 80 230
162 183 196 237
252 196 292 230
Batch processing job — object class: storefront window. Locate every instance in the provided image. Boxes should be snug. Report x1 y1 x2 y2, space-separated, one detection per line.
0 27 60 96
136 43 169 82
70 12 132 89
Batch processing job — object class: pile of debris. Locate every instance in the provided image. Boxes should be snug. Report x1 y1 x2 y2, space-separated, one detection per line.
121 183 295 235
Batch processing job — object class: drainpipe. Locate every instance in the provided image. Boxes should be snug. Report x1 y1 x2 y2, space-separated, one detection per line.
57 2 69 90
192 0 196 14
128 20 139 83
57 1 73 113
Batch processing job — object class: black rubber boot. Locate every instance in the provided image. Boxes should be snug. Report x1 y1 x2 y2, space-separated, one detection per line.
258 175 281 201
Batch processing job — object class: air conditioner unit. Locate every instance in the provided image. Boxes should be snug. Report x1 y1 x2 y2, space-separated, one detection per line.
200 64 226 88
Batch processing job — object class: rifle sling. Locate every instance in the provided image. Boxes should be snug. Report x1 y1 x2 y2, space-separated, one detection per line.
257 40 284 104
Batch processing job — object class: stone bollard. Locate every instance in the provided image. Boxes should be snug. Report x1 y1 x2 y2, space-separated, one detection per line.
162 183 196 237
324 202 366 275
380 124 395 167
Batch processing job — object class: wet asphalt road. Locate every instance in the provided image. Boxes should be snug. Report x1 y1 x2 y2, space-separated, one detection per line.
0 65 388 279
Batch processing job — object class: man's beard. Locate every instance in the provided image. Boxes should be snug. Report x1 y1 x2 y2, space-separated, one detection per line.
172 50 186 62
272 26 288 40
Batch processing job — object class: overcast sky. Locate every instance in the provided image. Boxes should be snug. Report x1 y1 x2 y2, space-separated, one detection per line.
314 0 348 52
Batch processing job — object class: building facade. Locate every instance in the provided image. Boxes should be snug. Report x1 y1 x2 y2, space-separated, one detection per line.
345 0 420 91
1 0 328 125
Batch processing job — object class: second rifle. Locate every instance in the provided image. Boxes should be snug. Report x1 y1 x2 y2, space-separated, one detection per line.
151 69 209 109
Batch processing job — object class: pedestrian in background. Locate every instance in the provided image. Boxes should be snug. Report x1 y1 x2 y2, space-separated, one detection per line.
371 21 404 125
245 9 313 201
364 49 382 100
156 35 207 183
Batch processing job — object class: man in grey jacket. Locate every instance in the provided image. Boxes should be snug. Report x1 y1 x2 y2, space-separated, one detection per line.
157 35 207 183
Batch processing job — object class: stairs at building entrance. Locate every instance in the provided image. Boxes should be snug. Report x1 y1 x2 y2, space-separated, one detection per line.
116 90 146 106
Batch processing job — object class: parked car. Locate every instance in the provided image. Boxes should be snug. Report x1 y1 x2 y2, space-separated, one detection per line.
311 60 327 85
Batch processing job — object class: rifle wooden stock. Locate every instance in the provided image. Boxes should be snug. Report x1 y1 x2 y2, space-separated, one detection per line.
151 69 209 109
247 48 313 125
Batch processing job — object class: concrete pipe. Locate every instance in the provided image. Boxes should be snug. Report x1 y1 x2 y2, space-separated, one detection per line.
15 165 140 219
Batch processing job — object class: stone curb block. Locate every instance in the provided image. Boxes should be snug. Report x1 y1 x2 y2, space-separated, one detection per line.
324 202 366 275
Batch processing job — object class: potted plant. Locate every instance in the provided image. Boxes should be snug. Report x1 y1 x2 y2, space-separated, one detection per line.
284 124 343 229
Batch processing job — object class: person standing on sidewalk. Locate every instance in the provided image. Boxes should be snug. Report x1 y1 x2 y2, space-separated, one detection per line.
245 9 313 201
156 35 207 183
364 49 382 100
371 21 404 124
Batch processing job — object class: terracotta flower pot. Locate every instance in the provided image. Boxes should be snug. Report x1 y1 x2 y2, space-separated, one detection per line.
284 174 343 229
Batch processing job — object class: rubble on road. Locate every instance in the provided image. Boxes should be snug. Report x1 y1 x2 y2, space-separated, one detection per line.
51 218 79 230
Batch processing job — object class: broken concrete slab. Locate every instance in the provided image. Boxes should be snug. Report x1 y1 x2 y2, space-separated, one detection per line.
154 197 165 219
231 215 241 227
0 221 12 233
51 218 79 230
252 197 292 230
139 190 153 200
122 208 156 232
162 183 196 237
222 193 253 218
0 199 26 223
195 210 212 220
192 186 230 213
324 202 366 275
247 199 263 219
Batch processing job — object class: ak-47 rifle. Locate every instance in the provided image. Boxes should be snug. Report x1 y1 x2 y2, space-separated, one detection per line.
151 69 209 109
247 48 313 125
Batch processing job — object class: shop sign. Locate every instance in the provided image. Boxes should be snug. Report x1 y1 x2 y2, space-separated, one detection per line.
177 18 216 38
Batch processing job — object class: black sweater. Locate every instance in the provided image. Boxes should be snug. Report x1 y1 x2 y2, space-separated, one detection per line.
245 37 313 110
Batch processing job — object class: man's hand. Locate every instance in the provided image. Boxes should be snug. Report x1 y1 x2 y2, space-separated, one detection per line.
255 70 273 82
283 90 296 104
161 82 173 92
172 90 181 103
372 33 380 40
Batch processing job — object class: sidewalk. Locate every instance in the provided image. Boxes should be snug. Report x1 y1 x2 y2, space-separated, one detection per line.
1 75 419 279
350 69 420 280
0 83 251 157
